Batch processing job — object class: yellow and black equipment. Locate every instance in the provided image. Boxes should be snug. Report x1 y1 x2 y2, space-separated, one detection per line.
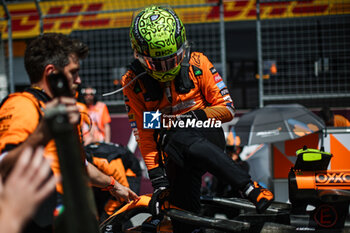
289 147 350 229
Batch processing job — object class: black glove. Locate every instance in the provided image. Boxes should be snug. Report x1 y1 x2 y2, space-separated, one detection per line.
148 166 169 190
148 167 170 216
148 187 170 216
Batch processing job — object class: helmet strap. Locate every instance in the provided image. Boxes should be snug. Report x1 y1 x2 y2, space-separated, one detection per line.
164 81 173 105
175 47 195 94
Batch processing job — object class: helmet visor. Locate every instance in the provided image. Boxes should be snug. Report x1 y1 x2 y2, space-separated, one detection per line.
137 43 187 72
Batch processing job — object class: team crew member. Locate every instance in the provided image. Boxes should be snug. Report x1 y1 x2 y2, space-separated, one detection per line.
122 5 274 232
0 33 138 232
319 106 350 127
82 86 111 145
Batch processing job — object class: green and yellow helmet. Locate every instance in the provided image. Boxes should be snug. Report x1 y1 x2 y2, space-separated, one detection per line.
130 5 187 82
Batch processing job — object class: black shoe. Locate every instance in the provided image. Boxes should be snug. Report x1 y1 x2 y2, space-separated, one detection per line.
244 181 274 213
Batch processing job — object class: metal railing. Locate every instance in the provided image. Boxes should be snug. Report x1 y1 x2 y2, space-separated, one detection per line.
257 0 350 107
1 0 350 109
0 0 226 106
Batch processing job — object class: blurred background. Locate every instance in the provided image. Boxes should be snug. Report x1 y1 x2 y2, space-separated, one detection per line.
1 0 349 111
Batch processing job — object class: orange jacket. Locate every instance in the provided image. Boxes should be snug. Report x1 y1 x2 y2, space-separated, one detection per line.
334 115 350 127
122 52 235 170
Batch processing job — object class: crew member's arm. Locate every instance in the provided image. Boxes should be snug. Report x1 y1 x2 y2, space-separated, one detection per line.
86 162 138 202
92 157 129 187
102 103 111 143
104 123 111 143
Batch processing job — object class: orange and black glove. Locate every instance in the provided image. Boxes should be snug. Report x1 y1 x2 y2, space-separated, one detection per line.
148 167 170 216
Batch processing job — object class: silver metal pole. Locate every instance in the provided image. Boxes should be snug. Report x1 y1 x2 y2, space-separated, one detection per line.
219 0 227 84
256 0 264 108
2 0 14 93
34 0 43 34
263 93 350 101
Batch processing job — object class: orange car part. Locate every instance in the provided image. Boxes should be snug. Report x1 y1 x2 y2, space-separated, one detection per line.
294 170 350 190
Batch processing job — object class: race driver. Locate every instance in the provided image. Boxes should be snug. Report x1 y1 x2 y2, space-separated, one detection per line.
122 5 274 232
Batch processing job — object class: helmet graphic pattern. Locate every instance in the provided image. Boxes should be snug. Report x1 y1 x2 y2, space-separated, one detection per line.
130 5 186 58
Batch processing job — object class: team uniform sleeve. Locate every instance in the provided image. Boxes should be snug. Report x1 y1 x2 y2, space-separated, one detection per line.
92 157 129 187
122 72 160 170
101 103 111 125
0 95 41 153
196 53 235 123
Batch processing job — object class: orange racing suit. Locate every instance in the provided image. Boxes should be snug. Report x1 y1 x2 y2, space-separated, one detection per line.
122 52 235 171
122 52 257 233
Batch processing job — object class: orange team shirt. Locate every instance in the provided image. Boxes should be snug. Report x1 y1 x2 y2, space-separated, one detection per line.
76 102 91 139
334 114 350 127
0 92 88 193
122 52 235 170
0 92 65 193
86 102 111 142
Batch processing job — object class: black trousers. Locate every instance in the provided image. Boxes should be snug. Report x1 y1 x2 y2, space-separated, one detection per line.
163 127 251 232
